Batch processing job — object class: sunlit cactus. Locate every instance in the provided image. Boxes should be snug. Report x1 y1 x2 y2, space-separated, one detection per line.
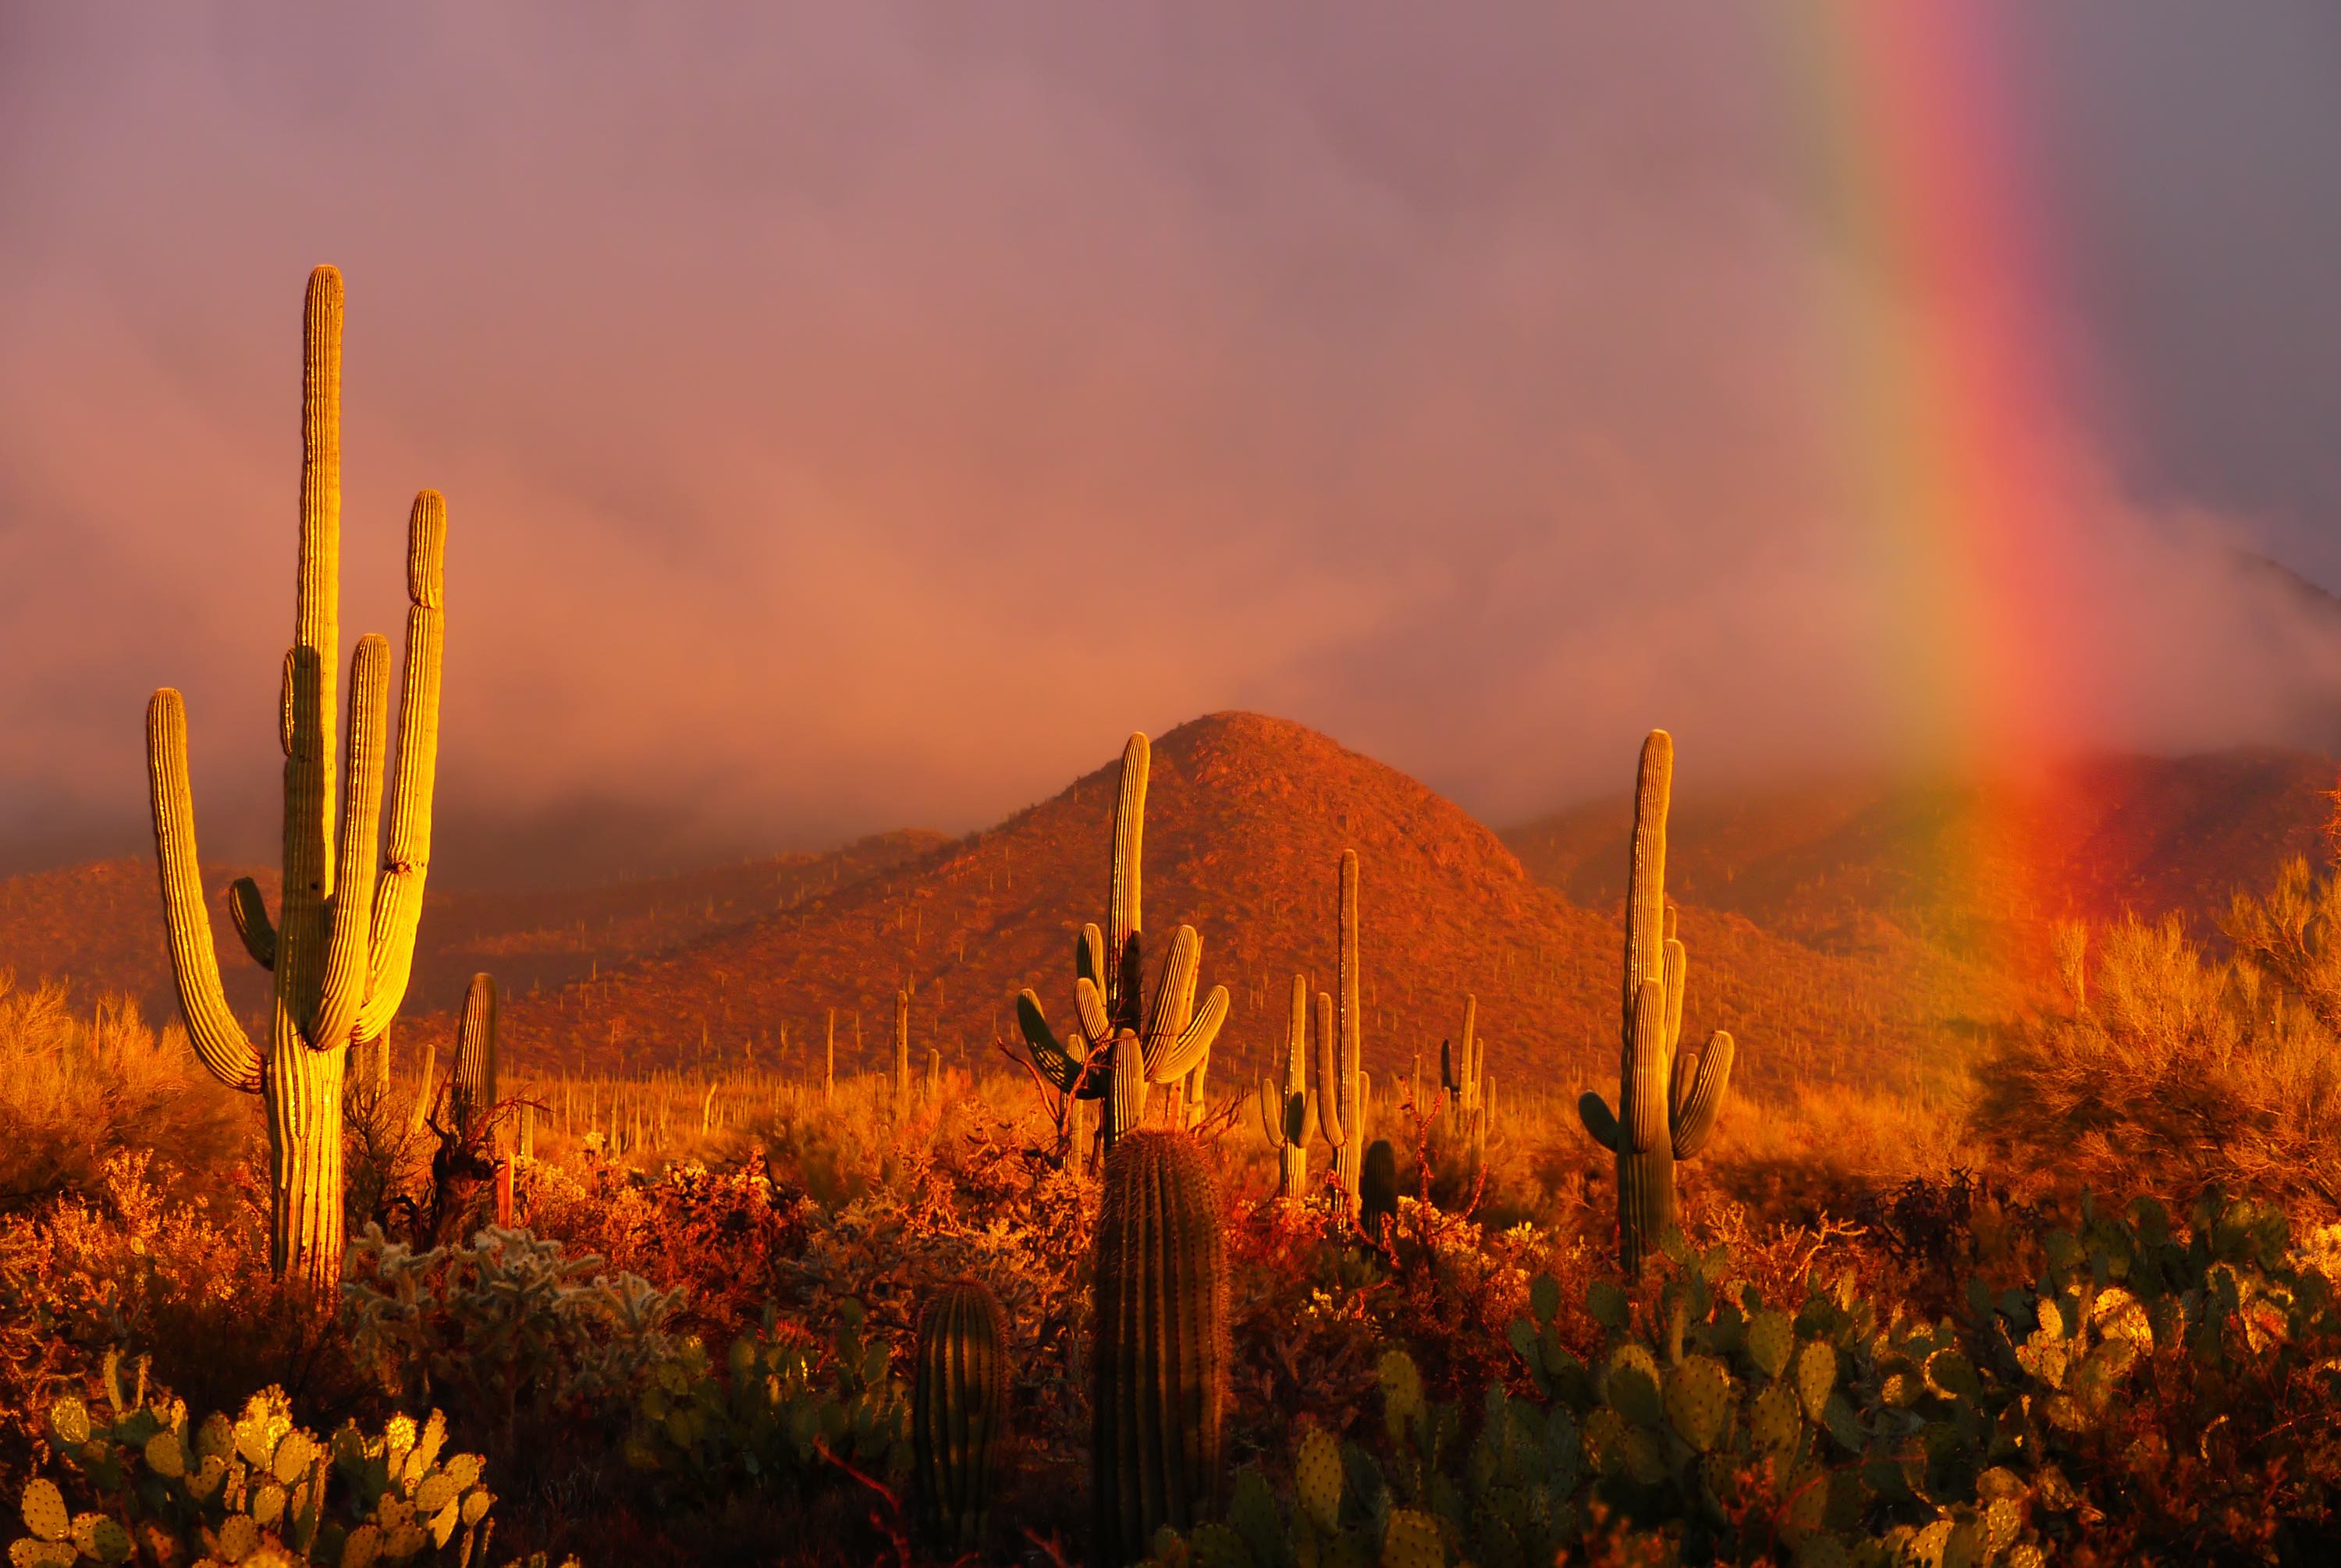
912 1278 1007 1552
144 266 447 1290
1576 731 1737 1275
893 988 911 1123
1256 974 1312 1200
1440 994 1494 1164
926 1045 942 1103
1092 1129 1226 1563
1016 733 1229 1154
1314 850 1373 1214
451 973 497 1144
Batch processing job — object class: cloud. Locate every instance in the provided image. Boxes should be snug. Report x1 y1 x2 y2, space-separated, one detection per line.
0 3 2334 885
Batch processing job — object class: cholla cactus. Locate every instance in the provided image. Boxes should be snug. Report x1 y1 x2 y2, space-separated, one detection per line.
1315 850 1373 1214
1256 975 1312 1200
1092 1130 1226 1563
1575 732 1736 1275
144 267 448 1290
1016 733 1229 1153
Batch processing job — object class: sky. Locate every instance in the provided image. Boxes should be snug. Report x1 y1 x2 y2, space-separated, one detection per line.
2 2 2339 886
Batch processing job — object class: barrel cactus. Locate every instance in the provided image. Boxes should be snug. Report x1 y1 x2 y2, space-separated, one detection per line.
911 1279 1008 1552
1575 732 1736 1275
1092 1129 1227 1563
1314 850 1373 1214
1016 734 1229 1153
144 266 449 1290
1256 974 1312 1200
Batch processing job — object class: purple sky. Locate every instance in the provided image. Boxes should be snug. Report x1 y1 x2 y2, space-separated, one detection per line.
3 3 2338 885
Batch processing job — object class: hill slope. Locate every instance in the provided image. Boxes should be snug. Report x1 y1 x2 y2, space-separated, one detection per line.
1503 747 2336 958
0 832 944 1025
468 713 1984 1102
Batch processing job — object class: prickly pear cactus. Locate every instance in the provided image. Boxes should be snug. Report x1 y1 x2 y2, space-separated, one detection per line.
7 1353 528 1568
1092 1129 1227 1564
1575 731 1736 1274
911 1279 1007 1552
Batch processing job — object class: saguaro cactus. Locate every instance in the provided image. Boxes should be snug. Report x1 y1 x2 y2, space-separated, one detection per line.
1256 974 1311 1199
1440 995 1494 1164
451 973 497 1143
912 1278 1008 1552
1315 850 1373 1214
145 266 446 1290
1359 1138 1399 1243
893 988 912 1123
1016 733 1228 1153
1092 1130 1226 1563
1576 732 1737 1275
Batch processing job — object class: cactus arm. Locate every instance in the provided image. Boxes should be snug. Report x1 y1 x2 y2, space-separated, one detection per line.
354 491 446 1041
1671 1031 1735 1159
1076 923 1107 1000
1622 975 1671 1155
1256 1076 1288 1148
1107 734 1147 1023
1314 990 1347 1149
229 878 277 970
1075 975 1113 1045
1016 989 1082 1091
1661 934 1686 1053
1624 731 1673 1032
1578 1091 1621 1151
1109 1027 1148 1135
1159 984 1226 1084
308 636 389 1052
145 690 264 1094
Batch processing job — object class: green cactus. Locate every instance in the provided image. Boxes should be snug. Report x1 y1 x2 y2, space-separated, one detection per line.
1314 850 1374 1214
1359 1138 1399 1243
911 1279 1007 1552
1255 974 1312 1200
1016 734 1228 1153
1575 731 1736 1275
450 973 496 1144
144 267 448 1290
1092 1129 1227 1563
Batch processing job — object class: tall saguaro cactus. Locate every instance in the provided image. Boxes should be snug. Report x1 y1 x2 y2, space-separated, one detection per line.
145 266 446 1290
1575 731 1737 1275
1315 850 1373 1214
1016 733 1228 1154
1256 974 1311 1200
893 988 912 1123
1441 994 1494 1164
451 973 497 1144
1092 1130 1226 1563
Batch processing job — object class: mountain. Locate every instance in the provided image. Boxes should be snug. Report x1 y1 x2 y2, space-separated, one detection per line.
0 832 945 1027
455 713 1980 1102
1501 747 2336 958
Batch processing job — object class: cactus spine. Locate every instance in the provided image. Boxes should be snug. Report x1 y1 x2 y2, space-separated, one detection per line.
452 973 497 1144
1092 1130 1226 1563
144 267 446 1290
912 1278 1008 1552
1016 734 1228 1154
1576 731 1737 1275
1256 974 1312 1199
1315 850 1371 1214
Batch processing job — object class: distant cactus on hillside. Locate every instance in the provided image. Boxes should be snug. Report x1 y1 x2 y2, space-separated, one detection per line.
143 266 449 1290
1576 731 1736 1275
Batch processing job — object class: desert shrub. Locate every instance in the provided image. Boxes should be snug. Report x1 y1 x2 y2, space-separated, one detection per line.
8 1350 567 1567
0 980 243 1213
343 1225 687 1453
1976 914 2341 1210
